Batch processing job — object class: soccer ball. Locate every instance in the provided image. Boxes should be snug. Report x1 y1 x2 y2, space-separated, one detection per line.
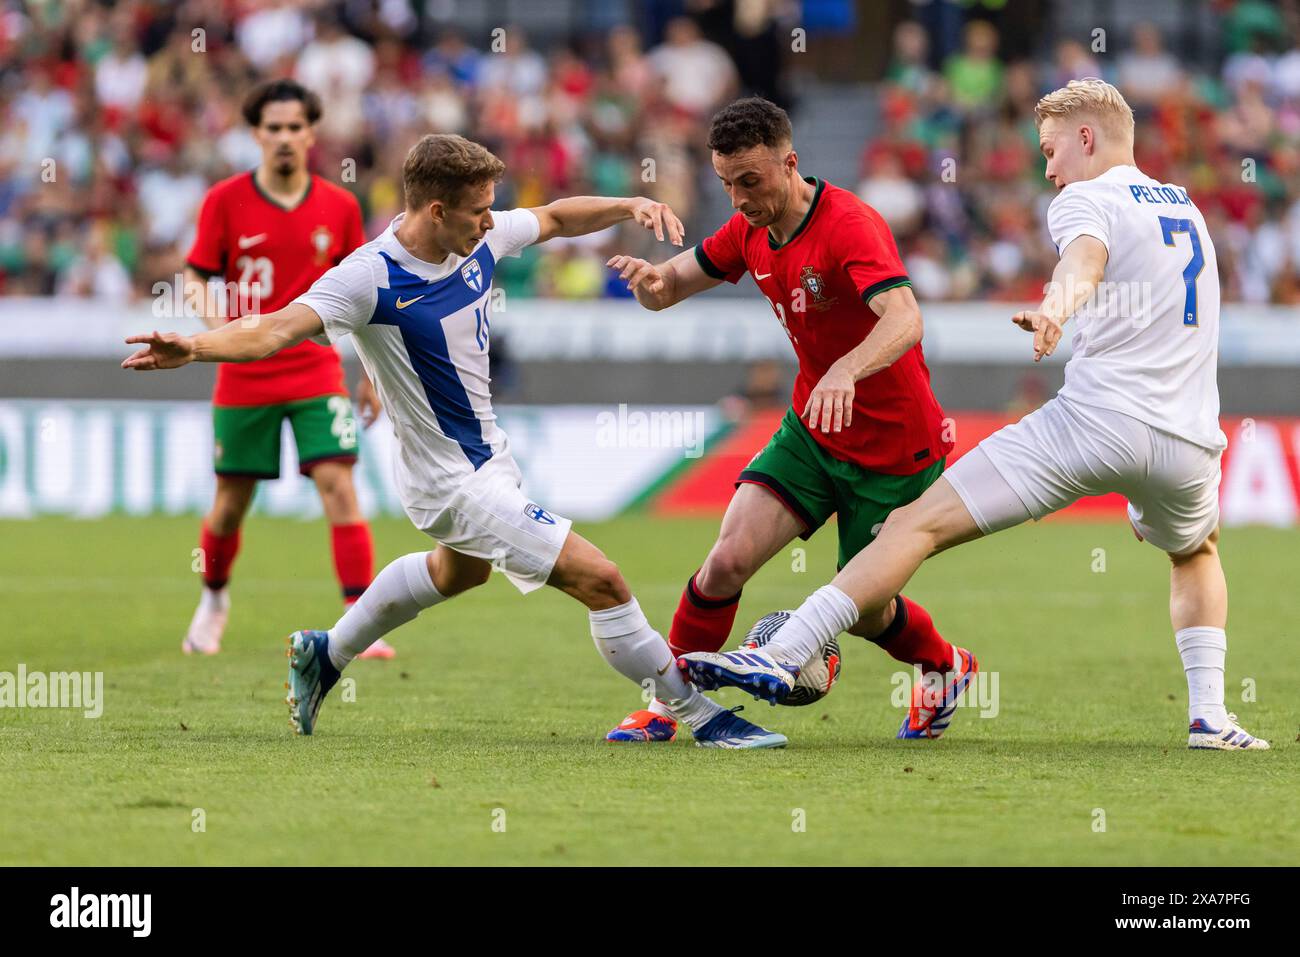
741 610 841 706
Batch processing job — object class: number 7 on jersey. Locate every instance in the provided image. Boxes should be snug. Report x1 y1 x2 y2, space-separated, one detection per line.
1159 216 1203 327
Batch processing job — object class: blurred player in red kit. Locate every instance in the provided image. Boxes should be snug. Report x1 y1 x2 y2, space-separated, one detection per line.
181 79 390 659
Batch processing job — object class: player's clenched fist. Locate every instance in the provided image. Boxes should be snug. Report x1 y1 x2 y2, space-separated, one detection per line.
121 331 196 370
803 362 856 433
627 197 685 246
606 255 666 295
1012 310 1064 362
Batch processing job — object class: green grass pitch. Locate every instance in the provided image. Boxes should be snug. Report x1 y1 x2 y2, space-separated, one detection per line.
1 514 1296 866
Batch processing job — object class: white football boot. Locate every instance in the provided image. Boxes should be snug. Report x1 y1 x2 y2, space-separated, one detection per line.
182 587 229 655
1187 713 1270 750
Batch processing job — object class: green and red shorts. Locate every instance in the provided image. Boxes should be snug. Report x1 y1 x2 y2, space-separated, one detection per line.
212 394 358 479
738 407 945 569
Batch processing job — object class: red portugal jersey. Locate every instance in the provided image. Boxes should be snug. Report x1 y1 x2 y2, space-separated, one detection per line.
696 177 953 475
186 172 366 406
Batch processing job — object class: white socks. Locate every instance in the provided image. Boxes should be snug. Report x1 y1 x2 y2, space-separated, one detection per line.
1175 626 1228 727
765 584 861 667
199 586 229 614
590 598 723 731
328 552 445 670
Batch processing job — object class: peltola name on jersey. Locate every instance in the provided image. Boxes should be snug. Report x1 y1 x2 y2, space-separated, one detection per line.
1126 184 1193 205
49 887 151 937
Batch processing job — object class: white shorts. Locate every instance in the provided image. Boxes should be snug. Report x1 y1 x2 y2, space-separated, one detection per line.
944 396 1221 555
404 454 573 594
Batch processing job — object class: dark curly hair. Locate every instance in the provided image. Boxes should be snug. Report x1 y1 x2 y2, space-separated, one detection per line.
706 97 793 155
241 78 323 128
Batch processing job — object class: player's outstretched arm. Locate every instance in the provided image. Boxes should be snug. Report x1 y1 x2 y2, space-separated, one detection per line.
529 196 684 245
121 303 325 371
182 266 228 331
1012 234 1108 362
605 247 721 312
804 284 924 434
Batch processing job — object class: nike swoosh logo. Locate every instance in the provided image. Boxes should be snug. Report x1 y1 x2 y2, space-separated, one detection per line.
656 661 672 676
755 272 771 280
237 234 267 249
395 295 425 309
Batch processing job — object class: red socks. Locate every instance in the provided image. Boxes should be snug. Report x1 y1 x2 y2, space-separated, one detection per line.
331 522 374 606
667 572 741 657
199 520 373 605
199 521 240 590
871 595 954 675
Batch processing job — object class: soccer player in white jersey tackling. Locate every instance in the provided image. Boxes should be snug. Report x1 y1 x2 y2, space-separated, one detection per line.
122 133 785 748
681 79 1269 751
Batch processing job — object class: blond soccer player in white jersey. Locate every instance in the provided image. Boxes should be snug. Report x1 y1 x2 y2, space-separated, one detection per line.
680 79 1269 751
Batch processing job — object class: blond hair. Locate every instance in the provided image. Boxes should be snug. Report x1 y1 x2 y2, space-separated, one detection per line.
403 133 505 210
1034 78 1135 143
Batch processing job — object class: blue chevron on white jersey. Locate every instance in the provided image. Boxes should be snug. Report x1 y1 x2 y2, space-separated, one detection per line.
294 208 540 511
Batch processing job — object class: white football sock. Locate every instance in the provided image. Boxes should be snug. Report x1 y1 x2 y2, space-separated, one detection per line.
590 598 723 731
764 585 860 667
328 552 445 670
199 586 228 614
1175 626 1228 727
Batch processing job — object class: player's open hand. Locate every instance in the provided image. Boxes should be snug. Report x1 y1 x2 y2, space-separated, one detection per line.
606 255 666 296
1012 310 1064 362
355 373 382 429
628 198 684 246
803 362 856 433
121 331 196 370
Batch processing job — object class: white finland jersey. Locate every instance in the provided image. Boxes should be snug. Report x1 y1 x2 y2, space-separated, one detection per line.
295 208 540 511
1048 164 1226 451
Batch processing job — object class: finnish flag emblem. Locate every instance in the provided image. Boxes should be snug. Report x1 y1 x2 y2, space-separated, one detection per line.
461 258 483 292
523 503 556 525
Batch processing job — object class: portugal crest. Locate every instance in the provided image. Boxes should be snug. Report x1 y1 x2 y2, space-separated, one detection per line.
800 265 826 301
799 265 836 311
310 226 334 265
461 258 483 293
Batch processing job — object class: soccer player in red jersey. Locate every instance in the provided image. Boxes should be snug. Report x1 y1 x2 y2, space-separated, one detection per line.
181 79 387 658
605 97 977 742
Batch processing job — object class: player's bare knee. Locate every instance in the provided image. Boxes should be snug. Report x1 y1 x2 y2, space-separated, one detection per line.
701 537 758 593
452 562 491 594
428 551 490 597
313 466 358 514
582 558 630 609
878 504 915 540
884 501 945 554
208 494 249 534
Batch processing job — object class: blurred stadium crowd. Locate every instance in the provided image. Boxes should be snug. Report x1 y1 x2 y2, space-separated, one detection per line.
2 0 1298 305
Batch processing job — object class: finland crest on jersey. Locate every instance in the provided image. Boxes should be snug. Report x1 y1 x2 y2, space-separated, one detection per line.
295 208 542 511
461 257 483 293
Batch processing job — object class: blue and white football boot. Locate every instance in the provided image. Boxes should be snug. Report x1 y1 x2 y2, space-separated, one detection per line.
286 630 340 736
1187 713 1270 750
692 706 787 749
679 650 799 705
